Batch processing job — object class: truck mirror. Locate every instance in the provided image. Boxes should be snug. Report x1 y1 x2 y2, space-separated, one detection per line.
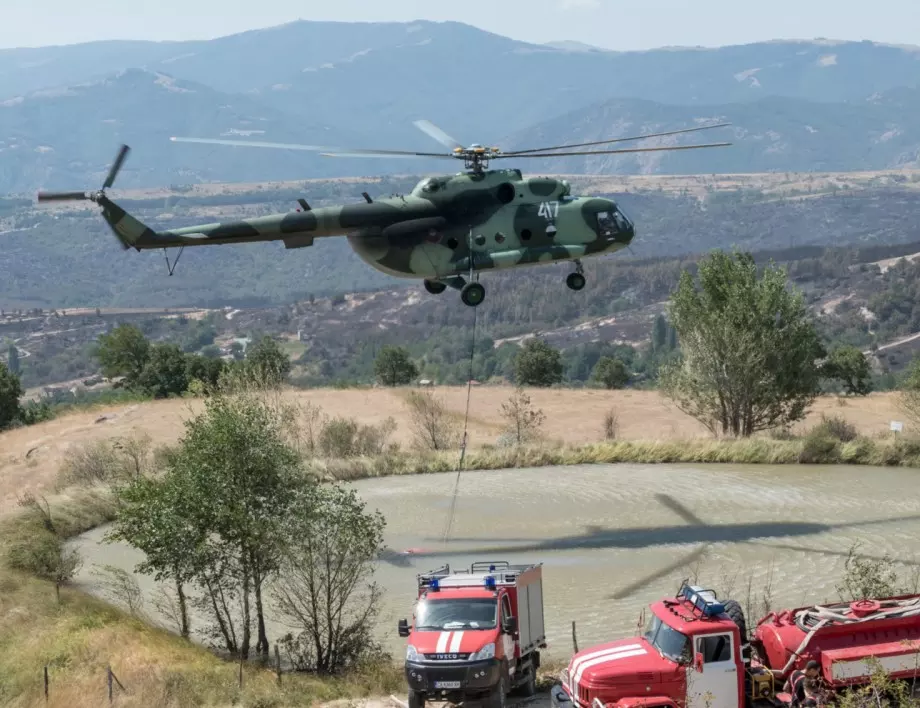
694 653 704 674
398 619 410 637
503 616 518 634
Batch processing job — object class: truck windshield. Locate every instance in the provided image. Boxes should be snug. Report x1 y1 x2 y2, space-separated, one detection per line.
644 614 690 663
415 598 497 630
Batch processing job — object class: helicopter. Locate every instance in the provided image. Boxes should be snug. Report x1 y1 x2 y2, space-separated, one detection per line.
36 120 732 307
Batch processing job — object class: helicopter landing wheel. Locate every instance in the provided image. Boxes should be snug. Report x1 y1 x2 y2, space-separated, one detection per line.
566 272 586 291
461 282 485 307
424 279 447 295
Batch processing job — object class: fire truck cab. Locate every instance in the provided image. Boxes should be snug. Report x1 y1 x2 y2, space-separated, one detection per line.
398 561 547 708
552 582 920 708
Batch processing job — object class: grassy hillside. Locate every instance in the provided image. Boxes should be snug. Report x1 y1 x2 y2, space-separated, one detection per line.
0 387 905 514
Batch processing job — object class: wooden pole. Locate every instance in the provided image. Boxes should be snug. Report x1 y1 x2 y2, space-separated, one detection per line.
107 665 113 704
44 665 49 702
275 645 282 686
572 621 579 654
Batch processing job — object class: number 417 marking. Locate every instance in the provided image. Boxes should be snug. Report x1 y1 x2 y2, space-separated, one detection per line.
538 201 559 219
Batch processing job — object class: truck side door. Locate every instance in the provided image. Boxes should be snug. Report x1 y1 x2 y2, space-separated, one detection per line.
500 593 515 670
686 632 738 708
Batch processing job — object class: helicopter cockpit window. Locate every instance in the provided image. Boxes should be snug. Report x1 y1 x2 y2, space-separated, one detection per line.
596 211 618 234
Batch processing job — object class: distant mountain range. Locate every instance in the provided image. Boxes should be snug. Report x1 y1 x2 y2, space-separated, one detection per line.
2 21 920 193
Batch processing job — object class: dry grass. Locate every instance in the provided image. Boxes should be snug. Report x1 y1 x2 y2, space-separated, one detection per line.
0 490 403 708
0 388 905 514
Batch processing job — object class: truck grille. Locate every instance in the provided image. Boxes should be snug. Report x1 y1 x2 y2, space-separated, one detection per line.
424 653 471 661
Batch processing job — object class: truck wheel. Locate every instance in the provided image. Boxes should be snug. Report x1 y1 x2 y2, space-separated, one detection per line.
723 599 748 641
408 689 424 708
488 671 508 708
517 667 537 697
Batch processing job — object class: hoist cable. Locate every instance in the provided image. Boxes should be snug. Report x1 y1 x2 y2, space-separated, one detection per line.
441 298 479 544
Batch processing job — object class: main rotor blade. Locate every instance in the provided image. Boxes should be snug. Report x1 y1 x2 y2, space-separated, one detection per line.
504 122 732 156
170 136 451 159
491 142 732 158
170 136 335 151
36 191 90 202
413 119 464 150
320 151 456 159
103 144 130 189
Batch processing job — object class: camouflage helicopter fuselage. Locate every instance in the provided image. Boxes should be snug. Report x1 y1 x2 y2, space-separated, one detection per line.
95 167 635 306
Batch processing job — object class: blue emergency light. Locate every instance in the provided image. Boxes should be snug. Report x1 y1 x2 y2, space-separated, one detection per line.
681 585 724 617
489 565 496 571
484 575 496 590
430 578 440 591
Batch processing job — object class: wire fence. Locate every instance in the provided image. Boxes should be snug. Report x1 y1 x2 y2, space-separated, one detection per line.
39 645 286 704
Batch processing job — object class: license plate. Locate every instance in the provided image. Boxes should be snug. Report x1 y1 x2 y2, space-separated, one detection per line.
434 681 461 689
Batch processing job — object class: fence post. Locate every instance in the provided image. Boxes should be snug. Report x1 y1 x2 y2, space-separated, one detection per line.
572 621 579 654
275 645 282 686
107 665 113 704
44 665 49 703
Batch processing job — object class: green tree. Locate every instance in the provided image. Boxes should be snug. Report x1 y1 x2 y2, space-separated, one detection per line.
592 357 629 389
273 483 386 674
245 336 291 386
136 344 190 398
659 251 825 438
823 345 872 396
7 342 20 375
94 324 150 387
513 338 563 387
0 361 23 430
374 345 418 386
185 354 227 393
109 391 303 658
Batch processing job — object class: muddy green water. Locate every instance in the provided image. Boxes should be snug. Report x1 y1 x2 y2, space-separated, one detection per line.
68 463 920 660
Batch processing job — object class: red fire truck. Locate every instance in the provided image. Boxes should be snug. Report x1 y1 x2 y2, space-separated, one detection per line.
398 561 547 708
552 582 920 708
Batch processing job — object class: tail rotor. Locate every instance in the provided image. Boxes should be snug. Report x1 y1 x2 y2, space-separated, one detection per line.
36 144 132 249
37 144 130 204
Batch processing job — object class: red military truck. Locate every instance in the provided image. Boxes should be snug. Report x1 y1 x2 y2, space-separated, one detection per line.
398 561 547 708
552 582 920 708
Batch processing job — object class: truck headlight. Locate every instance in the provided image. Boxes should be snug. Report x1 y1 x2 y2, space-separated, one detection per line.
407 645 421 662
470 643 495 661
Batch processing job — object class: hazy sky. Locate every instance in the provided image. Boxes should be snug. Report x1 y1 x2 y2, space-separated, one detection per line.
3 0 919 51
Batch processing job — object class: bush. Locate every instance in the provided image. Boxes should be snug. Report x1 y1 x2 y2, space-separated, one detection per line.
319 417 397 458
602 409 619 440
405 390 456 451
797 431 840 464
811 413 858 442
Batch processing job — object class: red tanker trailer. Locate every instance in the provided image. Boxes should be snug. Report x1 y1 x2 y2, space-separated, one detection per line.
552 582 920 708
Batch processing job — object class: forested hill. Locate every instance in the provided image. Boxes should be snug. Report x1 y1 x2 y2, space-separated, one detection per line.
7 227 920 392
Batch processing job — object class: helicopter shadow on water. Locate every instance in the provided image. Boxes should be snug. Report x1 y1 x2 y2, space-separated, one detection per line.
374 494 920 599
